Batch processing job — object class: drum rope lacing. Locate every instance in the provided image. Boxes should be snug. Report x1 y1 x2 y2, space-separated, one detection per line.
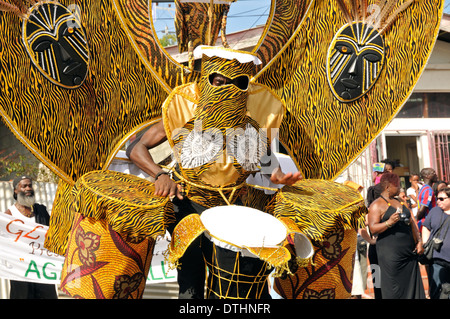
161 165 280 205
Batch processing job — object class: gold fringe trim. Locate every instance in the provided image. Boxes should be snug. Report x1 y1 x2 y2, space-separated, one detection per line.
271 256 313 278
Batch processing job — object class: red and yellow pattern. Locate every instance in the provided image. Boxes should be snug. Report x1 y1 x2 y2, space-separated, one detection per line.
274 228 357 299
59 170 173 299
60 213 155 299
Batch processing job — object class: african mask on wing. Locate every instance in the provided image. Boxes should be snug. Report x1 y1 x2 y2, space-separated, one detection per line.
23 1 89 88
254 0 443 180
327 22 384 102
326 0 416 103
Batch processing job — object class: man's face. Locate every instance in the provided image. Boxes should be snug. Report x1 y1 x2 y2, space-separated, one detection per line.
16 179 34 198
430 170 438 183
209 73 249 90
210 73 231 86
15 178 36 207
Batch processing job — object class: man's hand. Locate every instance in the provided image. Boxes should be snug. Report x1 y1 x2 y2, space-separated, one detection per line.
154 173 183 200
269 167 303 185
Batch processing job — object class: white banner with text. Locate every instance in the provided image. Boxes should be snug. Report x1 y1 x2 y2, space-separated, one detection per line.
0 214 177 285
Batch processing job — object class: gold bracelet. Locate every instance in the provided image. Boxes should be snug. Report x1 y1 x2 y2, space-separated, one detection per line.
385 221 392 228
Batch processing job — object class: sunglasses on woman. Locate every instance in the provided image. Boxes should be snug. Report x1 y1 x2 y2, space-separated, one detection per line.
437 197 449 201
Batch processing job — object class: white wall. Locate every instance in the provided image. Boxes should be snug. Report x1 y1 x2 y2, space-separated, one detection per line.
415 40 450 93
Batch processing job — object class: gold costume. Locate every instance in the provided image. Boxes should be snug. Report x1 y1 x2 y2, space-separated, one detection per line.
163 48 284 207
0 0 444 299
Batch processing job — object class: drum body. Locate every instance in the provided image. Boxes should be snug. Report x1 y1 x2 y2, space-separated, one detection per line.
60 170 173 299
274 228 358 299
268 179 366 299
202 236 273 299
60 214 155 299
168 205 313 299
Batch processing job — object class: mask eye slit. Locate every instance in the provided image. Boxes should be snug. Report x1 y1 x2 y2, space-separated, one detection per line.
232 75 249 91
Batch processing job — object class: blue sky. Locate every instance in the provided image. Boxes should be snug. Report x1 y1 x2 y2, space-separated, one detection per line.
153 0 450 40
153 0 270 38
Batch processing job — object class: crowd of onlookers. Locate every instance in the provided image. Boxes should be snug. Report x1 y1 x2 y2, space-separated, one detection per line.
352 161 450 299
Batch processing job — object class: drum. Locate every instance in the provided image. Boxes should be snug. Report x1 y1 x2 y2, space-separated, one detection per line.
268 179 367 299
168 205 313 299
60 170 174 299
269 179 366 242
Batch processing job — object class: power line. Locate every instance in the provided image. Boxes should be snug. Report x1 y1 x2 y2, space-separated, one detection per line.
230 4 269 49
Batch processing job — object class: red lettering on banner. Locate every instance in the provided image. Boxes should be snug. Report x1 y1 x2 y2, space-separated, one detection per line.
5 219 43 242
24 225 43 240
6 219 25 242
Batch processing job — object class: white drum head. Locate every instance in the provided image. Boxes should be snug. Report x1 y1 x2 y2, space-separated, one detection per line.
200 205 287 248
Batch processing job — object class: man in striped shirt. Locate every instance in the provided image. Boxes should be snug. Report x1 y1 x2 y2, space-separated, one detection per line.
417 168 438 231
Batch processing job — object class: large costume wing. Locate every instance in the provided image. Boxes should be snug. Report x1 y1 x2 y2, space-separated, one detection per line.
0 0 311 255
0 0 179 185
253 0 444 180
0 0 186 254
0 0 313 185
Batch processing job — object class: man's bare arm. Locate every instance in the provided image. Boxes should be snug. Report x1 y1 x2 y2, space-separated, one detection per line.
128 121 182 199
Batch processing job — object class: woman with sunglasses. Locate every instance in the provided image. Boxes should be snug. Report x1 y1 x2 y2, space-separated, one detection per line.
422 187 450 299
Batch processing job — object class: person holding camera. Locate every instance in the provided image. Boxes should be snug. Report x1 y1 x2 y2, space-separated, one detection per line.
422 187 450 299
368 172 425 299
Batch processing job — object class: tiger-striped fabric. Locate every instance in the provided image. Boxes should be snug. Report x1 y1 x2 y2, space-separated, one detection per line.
267 179 366 242
174 0 234 53
244 179 365 299
0 0 169 185
59 169 173 299
113 0 311 90
0 0 169 254
71 170 174 240
163 53 284 208
60 213 155 299
168 210 312 299
46 179 77 256
242 186 275 213
0 1 443 293
255 0 443 180
0 0 311 255
112 0 199 89
254 0 311 69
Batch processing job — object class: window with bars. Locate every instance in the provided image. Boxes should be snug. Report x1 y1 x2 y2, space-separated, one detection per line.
434 132 450 182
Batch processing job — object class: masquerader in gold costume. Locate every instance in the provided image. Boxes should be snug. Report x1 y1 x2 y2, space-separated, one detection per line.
128 45 302 299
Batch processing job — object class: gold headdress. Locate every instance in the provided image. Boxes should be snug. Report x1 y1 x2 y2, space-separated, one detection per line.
0 0 35 19
336 0 414 34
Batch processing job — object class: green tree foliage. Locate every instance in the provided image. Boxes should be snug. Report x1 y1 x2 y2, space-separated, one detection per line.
0 150 59 183
160 33 177 47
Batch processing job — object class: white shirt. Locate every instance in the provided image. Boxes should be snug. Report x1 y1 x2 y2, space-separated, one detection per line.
8 204 36 223
406 187 418 217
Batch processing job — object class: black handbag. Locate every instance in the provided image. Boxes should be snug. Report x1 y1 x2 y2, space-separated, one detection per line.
440 283 450 299
419 214 450 265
